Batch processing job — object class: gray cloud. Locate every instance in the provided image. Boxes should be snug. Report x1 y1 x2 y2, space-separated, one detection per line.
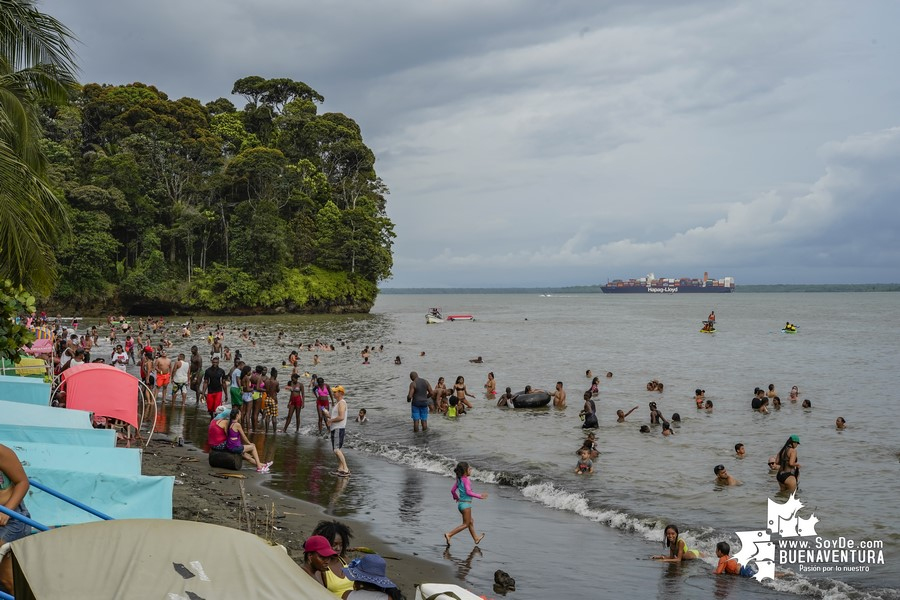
41 0 900 286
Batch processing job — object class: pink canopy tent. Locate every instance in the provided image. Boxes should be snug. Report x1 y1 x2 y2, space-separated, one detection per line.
22 327 53 356
61 363 139 429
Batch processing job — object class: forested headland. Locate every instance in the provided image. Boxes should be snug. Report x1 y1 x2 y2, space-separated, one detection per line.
41 76 394 314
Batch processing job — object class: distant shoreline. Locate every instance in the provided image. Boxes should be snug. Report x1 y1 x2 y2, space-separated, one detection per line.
379 283 900 294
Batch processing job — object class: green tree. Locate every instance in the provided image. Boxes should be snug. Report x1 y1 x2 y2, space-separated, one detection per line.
55 208 118 303
0 0 77 294
228 199 289 284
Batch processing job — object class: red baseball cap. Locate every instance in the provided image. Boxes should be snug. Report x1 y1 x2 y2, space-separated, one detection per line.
303 535 337 556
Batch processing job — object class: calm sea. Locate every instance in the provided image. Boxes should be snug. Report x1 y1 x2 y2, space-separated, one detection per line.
154 292 899 599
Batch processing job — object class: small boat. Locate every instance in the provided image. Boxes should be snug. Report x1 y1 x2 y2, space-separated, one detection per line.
446 314 474 322
426 308 443 324
512 391 551 408
700 328 716 334
781 328 798 334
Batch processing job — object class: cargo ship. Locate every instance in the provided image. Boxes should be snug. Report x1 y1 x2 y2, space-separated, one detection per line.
600 272 734 294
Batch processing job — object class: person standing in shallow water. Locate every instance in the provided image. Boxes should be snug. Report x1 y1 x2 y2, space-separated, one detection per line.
407 371 433 432
580 391 598 428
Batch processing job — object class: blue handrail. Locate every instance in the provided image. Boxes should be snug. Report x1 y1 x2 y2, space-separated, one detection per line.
27 479 114 521
0 505 47 532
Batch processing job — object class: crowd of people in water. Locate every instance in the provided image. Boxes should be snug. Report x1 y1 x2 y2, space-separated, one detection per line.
19 309 847 581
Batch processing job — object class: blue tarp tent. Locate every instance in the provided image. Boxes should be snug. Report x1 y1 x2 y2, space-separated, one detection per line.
0 375 50 405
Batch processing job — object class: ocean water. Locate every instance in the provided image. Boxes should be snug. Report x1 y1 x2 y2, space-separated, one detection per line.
152 292 899 599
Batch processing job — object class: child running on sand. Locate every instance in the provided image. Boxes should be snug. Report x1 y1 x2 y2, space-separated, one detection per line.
444 462 487 546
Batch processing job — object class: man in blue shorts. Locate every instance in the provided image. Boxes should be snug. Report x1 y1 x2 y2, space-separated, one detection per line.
407 371 433 432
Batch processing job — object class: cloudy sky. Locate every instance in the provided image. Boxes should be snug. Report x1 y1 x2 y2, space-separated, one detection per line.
41 0 900 287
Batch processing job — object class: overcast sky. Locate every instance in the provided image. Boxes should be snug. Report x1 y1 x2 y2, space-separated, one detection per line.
41 0 900 287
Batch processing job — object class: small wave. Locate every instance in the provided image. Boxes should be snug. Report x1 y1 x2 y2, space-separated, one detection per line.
351 440 897 599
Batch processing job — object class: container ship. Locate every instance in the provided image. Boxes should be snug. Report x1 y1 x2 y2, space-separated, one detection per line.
600 272 735 294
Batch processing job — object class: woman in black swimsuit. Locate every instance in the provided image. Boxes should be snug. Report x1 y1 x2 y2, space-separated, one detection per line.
775 435 801 493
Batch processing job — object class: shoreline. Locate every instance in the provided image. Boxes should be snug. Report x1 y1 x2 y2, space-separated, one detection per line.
140 435 453 597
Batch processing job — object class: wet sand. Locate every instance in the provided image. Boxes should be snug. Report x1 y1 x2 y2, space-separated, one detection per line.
140 435 453 598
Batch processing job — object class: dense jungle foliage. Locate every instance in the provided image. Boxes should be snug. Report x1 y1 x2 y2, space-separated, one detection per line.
42 76 395 313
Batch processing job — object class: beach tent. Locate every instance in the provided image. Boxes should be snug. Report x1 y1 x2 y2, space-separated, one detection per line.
0 374 50 404
23 468 173 525
5 441 141 476
10 519 338 600
0 355 48 377
0 424 116 447
61 363 139 429
20 326 53 359
0 400 93 429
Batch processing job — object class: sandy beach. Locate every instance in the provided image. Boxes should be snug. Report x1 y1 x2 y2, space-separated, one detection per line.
140 434 453 598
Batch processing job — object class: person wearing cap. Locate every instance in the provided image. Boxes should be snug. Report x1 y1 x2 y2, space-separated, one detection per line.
323 385 350 476
300 535 337 587
312 520 355 596
343 554 401 599
714 464 740 486
774 435 801 493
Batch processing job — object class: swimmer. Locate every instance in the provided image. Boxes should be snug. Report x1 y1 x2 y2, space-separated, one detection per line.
670 413 681 422
606 372 613 378
588 376 600 397
789 385 799 402
734 443 745 458
484 372 496 395
616 406 638 422
694 389 705 409
835 416 846 430
639 425 651 433
585 369 592 379
775 435 801 493
648 402 664 425
801 399 812 408
551 381 566 408
705 399 714 411
356 408 368 423
713 542 742 575
767 456 778 471
497 387 516 408
469 356 483 364
714 464 740 486
772 396 782 410
575 448 594 475
661 422 674 436
579 432 599 459
394 356 401 365
652 525 702 562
